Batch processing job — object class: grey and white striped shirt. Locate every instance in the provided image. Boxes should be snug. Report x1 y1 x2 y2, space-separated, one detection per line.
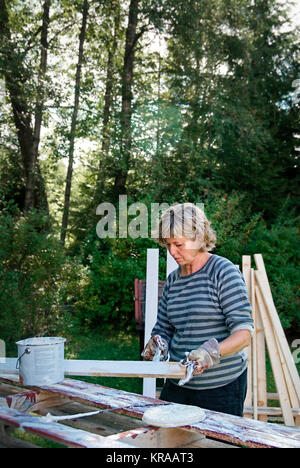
152 254 254 390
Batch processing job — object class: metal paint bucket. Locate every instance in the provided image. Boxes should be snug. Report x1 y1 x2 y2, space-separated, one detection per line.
16 337 66 386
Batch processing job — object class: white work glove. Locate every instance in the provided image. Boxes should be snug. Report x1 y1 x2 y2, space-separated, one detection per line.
141 334 169 361
188 338 220 376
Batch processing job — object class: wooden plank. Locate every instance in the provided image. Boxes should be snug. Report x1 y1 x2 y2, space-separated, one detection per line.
189 410 300 448
254 255 268 421
6 378 169 417
143 248 159 398
107 426 206 448
36 400 151 438
2 376 300 448
167 250 178 276
242 256 252 417
255 298 268 421
0 406 130 448
277 335 300 415
65 359 186 379
0 358 186 379
242 255 251 297
251 268 258 420
244 406 300 417
254 254 300 404
6 390 69 412
0 358 18 376
255 273 295 426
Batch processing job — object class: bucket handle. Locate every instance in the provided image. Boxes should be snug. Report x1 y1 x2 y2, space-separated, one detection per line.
16 348 31 369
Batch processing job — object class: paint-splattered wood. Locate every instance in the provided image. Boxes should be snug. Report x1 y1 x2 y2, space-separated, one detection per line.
3 377 166 418
6 390 69 412
2 376 300 448
106 425 206 448
185 409 300 448
36 378 168 418
0 358 186 379
0 406 130 448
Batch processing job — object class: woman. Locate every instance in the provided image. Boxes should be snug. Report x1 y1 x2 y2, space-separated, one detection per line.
142 203 253 416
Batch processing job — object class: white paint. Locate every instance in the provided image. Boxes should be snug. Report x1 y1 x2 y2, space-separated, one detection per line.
143 250 178 398
142 403 206 428
143 249 159 397
42 409 101 423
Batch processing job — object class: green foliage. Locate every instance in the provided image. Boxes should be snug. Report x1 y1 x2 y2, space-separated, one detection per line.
60 192 299 335
0 0 299 345
207 193 300 331
206 191 263 264
245 210 300 330
69 236 153 331
0 204 66 347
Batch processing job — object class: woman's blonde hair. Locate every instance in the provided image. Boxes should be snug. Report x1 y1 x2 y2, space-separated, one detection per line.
155 203 216 252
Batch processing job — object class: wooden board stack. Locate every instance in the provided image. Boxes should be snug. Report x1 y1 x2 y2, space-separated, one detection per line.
242 254 300 426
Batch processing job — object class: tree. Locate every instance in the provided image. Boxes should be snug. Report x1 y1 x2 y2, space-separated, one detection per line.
94 0 122 202
60 0 89 246
113 0 146 198
0 0 49 212
24 0 51 212
150 0 299 216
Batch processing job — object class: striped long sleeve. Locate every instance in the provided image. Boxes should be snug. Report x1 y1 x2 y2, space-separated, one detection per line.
151 254 254 390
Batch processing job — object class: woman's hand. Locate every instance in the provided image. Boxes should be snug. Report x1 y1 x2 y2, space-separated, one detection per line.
141 334 169 361
188 338 220 375
188 331 251 376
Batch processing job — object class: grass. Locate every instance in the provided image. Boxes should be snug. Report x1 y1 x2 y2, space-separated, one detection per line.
64 328 143 394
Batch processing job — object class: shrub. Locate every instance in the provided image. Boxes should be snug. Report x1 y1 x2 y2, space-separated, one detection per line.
72 236 154 331
245 212 300 331
0 204 66 348
67 192 299 334
207 193 299 331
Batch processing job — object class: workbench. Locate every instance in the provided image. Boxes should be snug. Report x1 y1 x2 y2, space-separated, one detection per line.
1 375 300 449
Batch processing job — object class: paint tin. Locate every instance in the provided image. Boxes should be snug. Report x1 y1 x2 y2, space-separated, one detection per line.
16 337 66 386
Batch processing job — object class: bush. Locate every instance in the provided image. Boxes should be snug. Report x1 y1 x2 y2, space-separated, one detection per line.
245 212 300 331
0 204 66 348
71 236 155 331
207 193 299 331
66 192 299 335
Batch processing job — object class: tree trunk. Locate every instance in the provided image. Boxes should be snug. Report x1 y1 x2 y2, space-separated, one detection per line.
0 0 49 212
113 0 143 197
60 0 89 246
24 0 51 212
94 0 121 202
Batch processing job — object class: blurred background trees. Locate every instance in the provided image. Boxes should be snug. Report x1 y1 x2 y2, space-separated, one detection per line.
0 0 299 346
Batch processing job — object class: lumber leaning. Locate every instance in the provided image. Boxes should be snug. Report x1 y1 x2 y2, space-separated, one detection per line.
0 359 186 380
255 272 294 427
242 255 253 417
250 268 258 420
255 293 268 421
254 254 300 404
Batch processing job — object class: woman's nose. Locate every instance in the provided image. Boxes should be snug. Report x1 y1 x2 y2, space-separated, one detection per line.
169 245 177 256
